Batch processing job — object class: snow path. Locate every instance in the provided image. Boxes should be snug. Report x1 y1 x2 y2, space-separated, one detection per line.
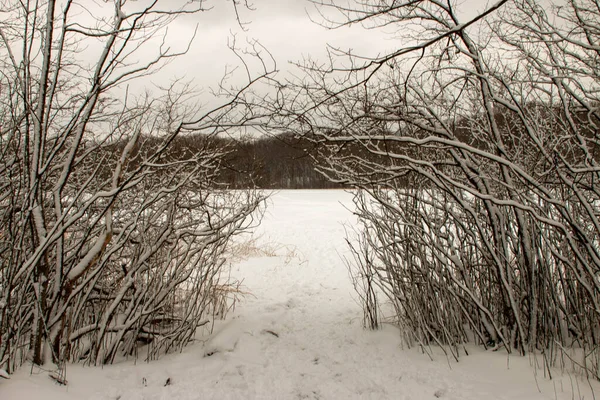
1 190 599 399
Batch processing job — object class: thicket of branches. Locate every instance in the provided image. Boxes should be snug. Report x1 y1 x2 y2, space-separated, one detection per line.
0 0 272 374
276 0 600 379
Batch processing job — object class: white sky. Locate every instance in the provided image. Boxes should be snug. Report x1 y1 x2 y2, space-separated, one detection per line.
53 0 560 108
152 0 393 90
148 0 514 101
3 0 561 102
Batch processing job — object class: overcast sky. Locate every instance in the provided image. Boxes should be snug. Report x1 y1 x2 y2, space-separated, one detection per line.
120 0 562 110
153 0 392 91
149 0 516 97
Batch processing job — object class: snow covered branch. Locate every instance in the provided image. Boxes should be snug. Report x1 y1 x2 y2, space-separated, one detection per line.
0 0 271 374
275 0 600 380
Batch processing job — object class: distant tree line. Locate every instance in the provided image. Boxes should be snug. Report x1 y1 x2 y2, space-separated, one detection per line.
99 132 346 189
219 133 343 189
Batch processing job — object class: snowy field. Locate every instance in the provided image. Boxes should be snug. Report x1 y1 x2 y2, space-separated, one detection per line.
1 190 599 399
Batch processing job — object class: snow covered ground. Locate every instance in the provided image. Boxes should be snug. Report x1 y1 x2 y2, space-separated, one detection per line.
2 190 599 399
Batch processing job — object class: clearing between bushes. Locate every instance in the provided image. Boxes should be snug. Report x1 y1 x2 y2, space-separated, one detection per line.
1 190 598 400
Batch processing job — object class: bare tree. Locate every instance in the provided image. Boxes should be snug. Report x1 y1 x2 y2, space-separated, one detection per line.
276 0 600 379
0 0 274 375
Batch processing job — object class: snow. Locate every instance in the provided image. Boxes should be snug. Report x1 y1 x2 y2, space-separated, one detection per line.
1 190 599 399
